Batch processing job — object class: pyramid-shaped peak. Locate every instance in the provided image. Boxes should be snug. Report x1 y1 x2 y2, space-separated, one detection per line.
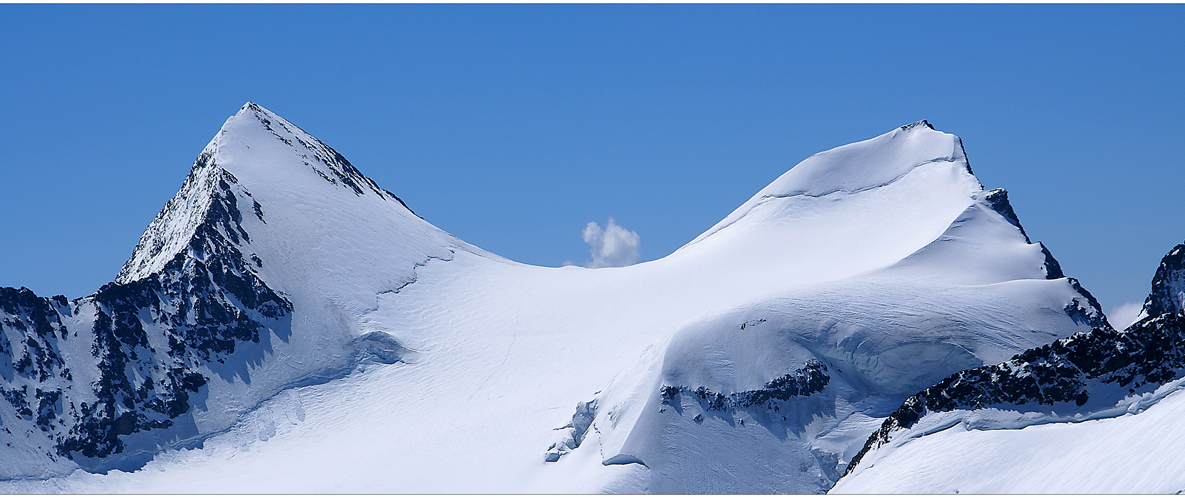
116 103 417 284
236 101 281 118
202 102 406 202
218 102 310 143
234 101 292 128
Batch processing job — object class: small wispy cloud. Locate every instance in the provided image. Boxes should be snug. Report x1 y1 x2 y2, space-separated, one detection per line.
1108 301 1145 330
582 218 640 268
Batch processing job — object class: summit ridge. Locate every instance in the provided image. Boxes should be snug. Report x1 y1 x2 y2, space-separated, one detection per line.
686 119 972 247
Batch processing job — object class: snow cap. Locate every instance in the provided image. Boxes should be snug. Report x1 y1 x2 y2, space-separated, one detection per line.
759 120 966 199
688 121 974 245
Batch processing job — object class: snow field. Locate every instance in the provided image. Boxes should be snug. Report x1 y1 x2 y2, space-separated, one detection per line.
832 378 1185 494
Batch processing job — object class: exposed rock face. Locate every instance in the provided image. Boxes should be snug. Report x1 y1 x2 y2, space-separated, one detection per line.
658 360 831 413
984 188 1029 242
0 143 292 474
1064 278 1110 329
1144 243 1185 318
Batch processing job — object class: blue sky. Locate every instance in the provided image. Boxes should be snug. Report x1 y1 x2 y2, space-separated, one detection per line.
1 4 1182 321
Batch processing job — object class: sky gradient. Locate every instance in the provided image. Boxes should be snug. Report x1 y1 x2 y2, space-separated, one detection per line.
1 4 1182 322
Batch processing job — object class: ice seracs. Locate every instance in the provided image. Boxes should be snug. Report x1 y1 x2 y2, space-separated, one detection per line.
0 105 1113 493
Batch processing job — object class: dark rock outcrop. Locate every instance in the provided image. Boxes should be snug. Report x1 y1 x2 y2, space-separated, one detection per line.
1144 243 1185 318
660 360 831 413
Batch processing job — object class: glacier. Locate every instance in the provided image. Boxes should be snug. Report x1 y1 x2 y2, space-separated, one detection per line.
0 104 1116 493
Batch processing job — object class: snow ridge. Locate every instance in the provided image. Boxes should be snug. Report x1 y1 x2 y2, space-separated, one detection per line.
0 158 293 476
234 103 411 208
841 240 1185 485
686 120 972 246
115 150 237 284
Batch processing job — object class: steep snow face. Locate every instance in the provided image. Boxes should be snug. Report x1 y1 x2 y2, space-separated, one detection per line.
0 109 1107 493
835 241 1185 494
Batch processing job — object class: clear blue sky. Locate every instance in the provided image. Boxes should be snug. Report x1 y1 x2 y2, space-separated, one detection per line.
1 4 1183 318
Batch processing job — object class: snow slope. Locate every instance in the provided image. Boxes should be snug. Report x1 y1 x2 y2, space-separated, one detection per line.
833 241 1185 494
832 376 1185 494
0 108 1106 493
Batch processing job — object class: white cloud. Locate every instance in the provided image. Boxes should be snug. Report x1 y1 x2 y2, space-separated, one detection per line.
1108 301 1145 330
582 218 640 268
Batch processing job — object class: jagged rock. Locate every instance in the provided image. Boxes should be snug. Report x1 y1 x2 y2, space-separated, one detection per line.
1144 243 1185 318
659 360 830 412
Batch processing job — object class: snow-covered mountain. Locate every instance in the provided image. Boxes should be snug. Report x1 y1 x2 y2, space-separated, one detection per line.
833 241 1185 494
0 105 1110 492
0 103 489 478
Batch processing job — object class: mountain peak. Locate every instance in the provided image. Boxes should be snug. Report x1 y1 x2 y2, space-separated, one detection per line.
900 119 934 131
232 101 289 130
219 101 301 143
222 101 279 131
687 121 973 245
744 121 969 200
207 103 411 204
1142 242 1185 319
115 103 417 284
